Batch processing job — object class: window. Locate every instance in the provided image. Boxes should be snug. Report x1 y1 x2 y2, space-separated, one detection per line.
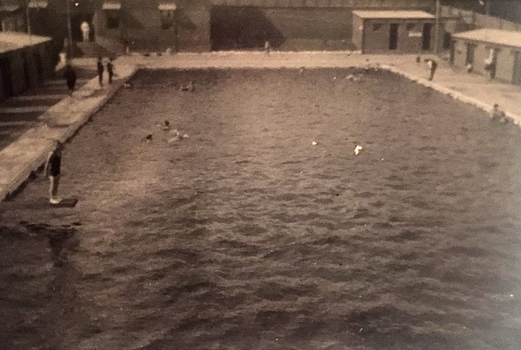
406 23 415 31
373 23 382 31
107 15 119 29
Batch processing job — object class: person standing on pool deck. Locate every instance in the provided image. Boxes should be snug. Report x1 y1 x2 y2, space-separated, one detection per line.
107 58 114 84
44 141 63 204
63 64 77 95
424 58 438 81
97 57 104 86
264 40 271 55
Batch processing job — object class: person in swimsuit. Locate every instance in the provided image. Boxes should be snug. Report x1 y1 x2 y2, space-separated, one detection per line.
44 141 63 204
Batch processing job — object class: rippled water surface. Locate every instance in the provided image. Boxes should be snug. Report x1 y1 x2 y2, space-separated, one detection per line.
1 68 521 350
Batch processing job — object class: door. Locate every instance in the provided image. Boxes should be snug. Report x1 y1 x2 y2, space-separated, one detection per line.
33 52 43 83
513 51 521 86
389 23 398 50
0 58 13 100
466 43 476 65
449 40 455 64
422 23 432 50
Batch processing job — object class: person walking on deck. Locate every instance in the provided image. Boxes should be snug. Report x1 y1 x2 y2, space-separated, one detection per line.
63 64 77 95
97 57 104 86
424 58 438 81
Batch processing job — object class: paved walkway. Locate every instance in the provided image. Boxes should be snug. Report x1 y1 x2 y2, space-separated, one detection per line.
0 66 96 151
0 63 137 201
0 51 520 201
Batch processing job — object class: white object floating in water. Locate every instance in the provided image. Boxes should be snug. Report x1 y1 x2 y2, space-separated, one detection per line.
354 145 363 155
312 141 317 146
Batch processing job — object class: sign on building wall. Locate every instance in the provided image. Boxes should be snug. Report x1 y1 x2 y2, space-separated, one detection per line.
408 31 422 37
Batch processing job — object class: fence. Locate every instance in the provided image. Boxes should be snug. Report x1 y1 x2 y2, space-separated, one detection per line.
441 6 521 32
210 0 433 9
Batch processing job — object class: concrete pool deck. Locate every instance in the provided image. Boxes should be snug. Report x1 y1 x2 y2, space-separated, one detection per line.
0 51 520 201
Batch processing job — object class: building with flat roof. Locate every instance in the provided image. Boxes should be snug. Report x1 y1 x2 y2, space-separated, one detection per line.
451 28 521 86
0 32 54 100
352 10 444 54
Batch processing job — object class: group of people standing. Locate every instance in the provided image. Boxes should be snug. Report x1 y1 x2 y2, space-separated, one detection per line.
63 56 115 95
97 56 115 87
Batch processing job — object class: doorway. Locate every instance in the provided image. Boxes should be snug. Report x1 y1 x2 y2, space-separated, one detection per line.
22 51 31 90
389 23 398 50
466 43 476 65
71 13 94 42
0 58 13 100
422 23 432 50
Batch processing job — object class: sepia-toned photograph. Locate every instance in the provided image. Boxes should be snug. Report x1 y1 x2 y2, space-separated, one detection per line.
0 0 520 349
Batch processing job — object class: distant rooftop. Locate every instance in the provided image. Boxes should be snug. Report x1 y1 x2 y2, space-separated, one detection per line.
0 32 51 55
352 10 435 19
452 28 521 49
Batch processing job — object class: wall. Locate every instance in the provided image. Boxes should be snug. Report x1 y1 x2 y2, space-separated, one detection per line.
210 7 351 50
472 42 488 74
360 19 435 54
495 48 515 82
396 21 425 53
92 0 211 52
352 14 362 49
452 37 518 84
177 6 211 52
361 20 391 53
441 6 521 32
0 42 53 100
90 0 434 52
211 0 434 10
9 52 26 95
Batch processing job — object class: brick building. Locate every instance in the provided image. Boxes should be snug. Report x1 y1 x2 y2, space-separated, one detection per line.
41 0 437 53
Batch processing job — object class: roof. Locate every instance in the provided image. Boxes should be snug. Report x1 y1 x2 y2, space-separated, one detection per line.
158 2 177 10
28 0 49 8
452 28 521 49
0 32 52 55
102 0 121 10
352 10 435 19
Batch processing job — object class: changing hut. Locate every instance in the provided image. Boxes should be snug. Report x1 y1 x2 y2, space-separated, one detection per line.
352 10 443 54
451 28 521 86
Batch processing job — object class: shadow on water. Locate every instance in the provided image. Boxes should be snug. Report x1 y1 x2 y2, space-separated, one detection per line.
0 222 87 349
210 7 285 50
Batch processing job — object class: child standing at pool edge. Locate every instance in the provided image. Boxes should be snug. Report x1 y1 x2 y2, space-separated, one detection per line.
44 141 63 204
